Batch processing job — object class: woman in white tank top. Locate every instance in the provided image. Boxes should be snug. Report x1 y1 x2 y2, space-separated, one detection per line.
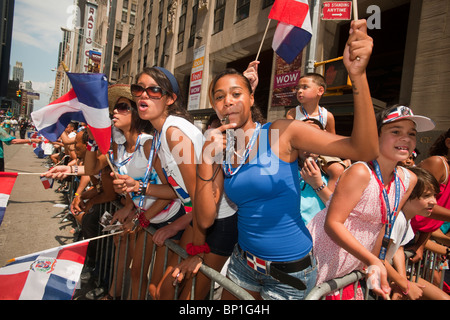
86 84 183 300
113 67 237 299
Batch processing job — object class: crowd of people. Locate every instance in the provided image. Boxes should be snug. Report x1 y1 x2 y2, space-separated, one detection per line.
26 20 450 300
0 116 43 172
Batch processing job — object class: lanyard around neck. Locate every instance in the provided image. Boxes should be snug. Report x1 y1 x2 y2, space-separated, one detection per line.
110 134 142 168
301 106 323 127
371 160 401 260
137 130 161 210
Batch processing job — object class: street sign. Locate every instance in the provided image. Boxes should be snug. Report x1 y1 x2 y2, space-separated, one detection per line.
322 1 352 20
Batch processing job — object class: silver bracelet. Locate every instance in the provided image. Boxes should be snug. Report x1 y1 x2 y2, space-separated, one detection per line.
313 182 326 192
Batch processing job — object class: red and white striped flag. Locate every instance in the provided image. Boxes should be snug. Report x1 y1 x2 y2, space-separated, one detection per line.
0 240 89 300
31 73 111 154
269 0 313 64
0 172 18 227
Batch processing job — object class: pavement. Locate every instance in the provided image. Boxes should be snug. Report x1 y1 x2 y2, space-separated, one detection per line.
0 136 77 267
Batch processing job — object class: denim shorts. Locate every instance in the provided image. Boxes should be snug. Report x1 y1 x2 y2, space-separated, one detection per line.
226 245 317 300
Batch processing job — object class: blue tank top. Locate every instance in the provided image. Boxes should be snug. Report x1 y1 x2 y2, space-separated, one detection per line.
224 122 312 262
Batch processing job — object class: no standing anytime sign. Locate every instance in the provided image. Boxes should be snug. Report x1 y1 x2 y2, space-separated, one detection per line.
322 1 352 20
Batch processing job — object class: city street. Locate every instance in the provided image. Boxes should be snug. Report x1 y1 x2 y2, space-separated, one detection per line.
0 138 76 267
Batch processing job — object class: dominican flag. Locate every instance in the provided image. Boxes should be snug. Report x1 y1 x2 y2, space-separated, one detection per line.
269 0 313 64
40 176 54 189
27 131 40 148
0 240 89 300
0 172 18 227
246 252 267 274
31 73 111 154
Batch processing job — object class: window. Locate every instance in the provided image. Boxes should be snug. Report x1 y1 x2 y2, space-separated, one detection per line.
177 0 188 52
188 0 199 47
154 0 164 66
262 0 274 9
214 0 226 34
115 29 122 39
236 0 250 22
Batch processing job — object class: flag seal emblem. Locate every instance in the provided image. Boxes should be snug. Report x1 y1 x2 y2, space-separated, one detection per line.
30 259 56 274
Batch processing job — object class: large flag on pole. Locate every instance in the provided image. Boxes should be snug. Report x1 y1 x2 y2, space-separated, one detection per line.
269 0 313 64
0 172 18 227
31 73 111 154
0 240 89 300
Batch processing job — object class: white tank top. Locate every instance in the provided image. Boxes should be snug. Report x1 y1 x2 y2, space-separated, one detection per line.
294 105 328 129
112 129 181 224
158 116 237 219
158 115 204 205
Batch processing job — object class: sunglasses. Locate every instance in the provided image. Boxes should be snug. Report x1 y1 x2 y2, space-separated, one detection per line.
114 102 132 113
130 84 168 99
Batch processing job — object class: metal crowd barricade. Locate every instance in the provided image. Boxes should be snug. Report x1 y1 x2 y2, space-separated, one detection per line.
305 270 369 300
52 174 79 223
69 187 447 300
405 249 447 290
88 200 254 300
305 249 448 300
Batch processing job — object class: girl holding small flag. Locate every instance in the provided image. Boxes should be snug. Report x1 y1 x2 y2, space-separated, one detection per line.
113 67 240 300
307 104 435 299
86 84 184 300
188 19 379 300
111 68 204 299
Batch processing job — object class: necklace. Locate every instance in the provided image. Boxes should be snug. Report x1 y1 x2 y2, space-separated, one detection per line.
109 134 142 168
223 122 261 177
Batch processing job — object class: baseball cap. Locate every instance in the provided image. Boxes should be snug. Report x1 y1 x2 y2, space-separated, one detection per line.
382 105 435 132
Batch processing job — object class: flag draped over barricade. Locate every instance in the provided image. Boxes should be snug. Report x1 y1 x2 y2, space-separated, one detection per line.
269 0 313 64
0 172 18 227
31 73 111 154
0 240 89 300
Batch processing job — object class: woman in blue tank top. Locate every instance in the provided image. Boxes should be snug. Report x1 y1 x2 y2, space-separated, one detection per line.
186 20 377 300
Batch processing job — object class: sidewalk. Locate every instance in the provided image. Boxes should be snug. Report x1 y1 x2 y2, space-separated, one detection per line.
0 140 76 266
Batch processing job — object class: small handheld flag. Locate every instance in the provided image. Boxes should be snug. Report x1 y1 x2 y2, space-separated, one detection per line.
31 73 111 154
268 0 313 64
40 176 54 189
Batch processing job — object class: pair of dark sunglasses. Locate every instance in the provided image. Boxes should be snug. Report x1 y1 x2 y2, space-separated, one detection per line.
114 102 132 113
130 84 168 99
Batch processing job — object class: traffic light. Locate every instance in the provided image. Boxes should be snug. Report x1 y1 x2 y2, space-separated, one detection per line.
16 90 22 97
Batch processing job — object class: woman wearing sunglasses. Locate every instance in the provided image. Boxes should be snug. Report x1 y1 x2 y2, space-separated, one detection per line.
112 68 206 299
115 67 241 300
83 84 184 300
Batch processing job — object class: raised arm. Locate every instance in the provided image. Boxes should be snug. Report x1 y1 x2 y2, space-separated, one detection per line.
279 20 378 163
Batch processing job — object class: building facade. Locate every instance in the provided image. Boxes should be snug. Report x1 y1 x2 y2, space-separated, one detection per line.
0 0 15 103
54 0 450 159
12 61 24 82
126 0 448 156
